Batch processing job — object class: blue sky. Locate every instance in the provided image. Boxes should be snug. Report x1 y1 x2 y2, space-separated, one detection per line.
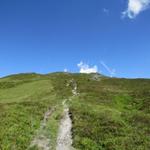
0 0 150 78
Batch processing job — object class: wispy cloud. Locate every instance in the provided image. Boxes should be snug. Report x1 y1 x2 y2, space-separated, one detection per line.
77 61 98 74
122 0 150 19
102 8 109 15
100 61 116 77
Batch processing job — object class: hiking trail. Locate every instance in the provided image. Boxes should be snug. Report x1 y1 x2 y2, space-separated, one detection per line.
29 107 55 150
56 79 78 150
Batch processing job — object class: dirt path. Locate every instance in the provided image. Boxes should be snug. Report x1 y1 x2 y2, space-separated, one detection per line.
56 79 78 150
56 101 72 150
30 135 51 150
29 79 78 150
29 108 55 150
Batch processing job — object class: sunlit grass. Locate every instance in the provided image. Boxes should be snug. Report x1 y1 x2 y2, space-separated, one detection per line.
0 73 149 149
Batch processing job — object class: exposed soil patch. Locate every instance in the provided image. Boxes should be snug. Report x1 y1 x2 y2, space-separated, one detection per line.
56 104 72 150
29 107 55 150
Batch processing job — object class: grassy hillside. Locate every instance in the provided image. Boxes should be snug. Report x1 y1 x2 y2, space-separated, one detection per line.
0 73 149 150
69 74 150 150
0 73 63 150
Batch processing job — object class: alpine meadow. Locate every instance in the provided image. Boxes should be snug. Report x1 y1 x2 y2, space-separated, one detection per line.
0 73 149 150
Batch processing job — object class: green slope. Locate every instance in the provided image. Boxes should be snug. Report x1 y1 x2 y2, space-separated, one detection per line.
0 73 149 150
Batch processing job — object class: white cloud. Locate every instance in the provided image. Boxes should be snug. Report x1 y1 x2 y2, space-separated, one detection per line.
122 0 150 19
77 61 98 74
100 61 116 77
64 68 68 72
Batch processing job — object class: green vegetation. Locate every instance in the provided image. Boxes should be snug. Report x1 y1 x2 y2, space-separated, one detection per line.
0 73 150 149
69 74 150 150
0 73 62 149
